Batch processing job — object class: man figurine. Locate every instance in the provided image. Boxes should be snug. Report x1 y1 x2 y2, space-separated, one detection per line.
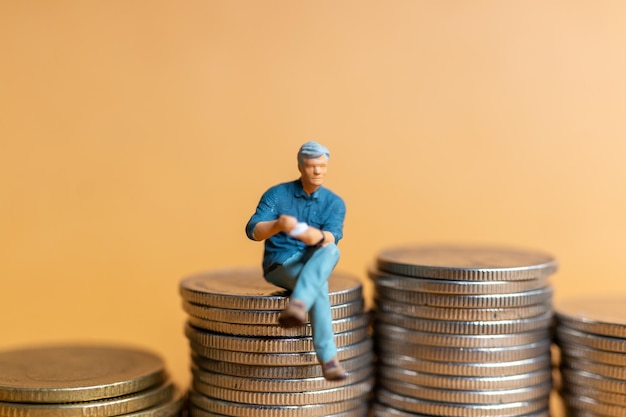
245 141 347 381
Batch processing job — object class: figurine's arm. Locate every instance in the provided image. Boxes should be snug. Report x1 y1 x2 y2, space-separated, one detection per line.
251 215 298 241
292 226 335 246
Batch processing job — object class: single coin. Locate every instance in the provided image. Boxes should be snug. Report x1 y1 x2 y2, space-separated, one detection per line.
189 338 373 366
378 353 551 377
0 345 166 403
375 387 549 417
0 381 175 417
560 368 626 395
186 323 368 353
192 350 373 379
561 355 626 381
564 383 626 407
182 299 364 324
555 296 626 338
375 310 553 335
376 284 553 309
375 245 557 281
372 402 549 417
190 404 369 417
370 270 550 294
188 313 370 337
374 323 550 348
559 342 626 367
376 339 551 363
379 365 552 390
380 378 552 405
193 377 375 406
561 393 625 417
556 325 626 353
375 299 552 321
180 267 362 309
189 390 367 417
192 363 373 392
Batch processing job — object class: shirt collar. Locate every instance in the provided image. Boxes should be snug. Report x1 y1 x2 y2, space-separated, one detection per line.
294 179 319 199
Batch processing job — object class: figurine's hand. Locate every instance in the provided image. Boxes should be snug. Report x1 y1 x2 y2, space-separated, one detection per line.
277 214 298 233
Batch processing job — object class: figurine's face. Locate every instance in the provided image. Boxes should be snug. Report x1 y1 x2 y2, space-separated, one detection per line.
298 155 328 191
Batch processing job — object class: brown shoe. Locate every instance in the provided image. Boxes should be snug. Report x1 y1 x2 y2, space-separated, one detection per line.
321 357 347 381
278 299 306 328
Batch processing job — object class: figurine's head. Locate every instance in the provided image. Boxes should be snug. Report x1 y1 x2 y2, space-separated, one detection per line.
297 141 330 193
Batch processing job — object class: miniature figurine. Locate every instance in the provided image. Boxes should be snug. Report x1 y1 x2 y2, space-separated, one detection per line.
245 141 347 381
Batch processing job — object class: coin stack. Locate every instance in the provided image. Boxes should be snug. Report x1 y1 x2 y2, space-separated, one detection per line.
179 267 374 417
368 244 557 417
0 344 183 417
554 296 626 417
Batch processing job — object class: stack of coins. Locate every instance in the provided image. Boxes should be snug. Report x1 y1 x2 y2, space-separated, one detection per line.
369 245 557 417
0 344 183 417
555 296 626 416
179 267 374 417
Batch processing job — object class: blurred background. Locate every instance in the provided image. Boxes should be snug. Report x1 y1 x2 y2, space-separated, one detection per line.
2 0 625 396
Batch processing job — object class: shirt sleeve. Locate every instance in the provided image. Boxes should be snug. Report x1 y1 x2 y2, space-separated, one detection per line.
245 186 281 240
323 195 347 243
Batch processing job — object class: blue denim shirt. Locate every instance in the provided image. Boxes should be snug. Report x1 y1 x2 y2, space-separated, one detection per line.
246 179 346 274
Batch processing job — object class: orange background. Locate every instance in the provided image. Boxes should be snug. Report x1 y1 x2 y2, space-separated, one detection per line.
1 1 625 406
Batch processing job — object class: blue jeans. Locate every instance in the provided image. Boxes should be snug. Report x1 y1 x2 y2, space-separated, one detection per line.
265 243 340 363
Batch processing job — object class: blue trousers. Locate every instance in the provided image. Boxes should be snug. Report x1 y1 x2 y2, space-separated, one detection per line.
265 243 340 363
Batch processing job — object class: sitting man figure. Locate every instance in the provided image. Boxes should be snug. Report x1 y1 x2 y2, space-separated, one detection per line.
245 141 347 381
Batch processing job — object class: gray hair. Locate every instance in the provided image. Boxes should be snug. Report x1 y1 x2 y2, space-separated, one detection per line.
297 141 330 166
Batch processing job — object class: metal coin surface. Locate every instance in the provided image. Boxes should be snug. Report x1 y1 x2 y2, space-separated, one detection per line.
375 299 552 321
375 311 553 335
378 353 551 377
375 284 553 308
188 313 370 337
561 355 626 381
559 343 626 366
190 404 369 417
0 381 175 417
564 383 626 407
189 338 373 366
192 350 373 379
376 387 549 417
375 245 557 281
180 267 362 309
189 390 367 417
370 270 550 294
0 345 166 403
561 393 625 417
560 368 626 395
556 325 626 353
192 377 375 406
555 296 626 338
372 402 550 417
182 299 364 324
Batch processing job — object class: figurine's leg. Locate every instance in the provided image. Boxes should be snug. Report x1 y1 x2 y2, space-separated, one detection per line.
290 243 340 308
308 280 336 362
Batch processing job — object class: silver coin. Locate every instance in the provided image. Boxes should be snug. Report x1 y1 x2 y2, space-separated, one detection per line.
188 312 370 337
561 393 625 417
179 267 362 309
190 404 369 417
189 338 373 366
379 365 552 391
375 299 552 321
559 342 626 367
375 310 553 335
556 325 626 353
560 368 626 395
189 390 368 417
192 363 373 392
192 376 375 406
375 245 557 281
377 339 551 363
370 270 550 294
372 402 550 417
376 387 549 417
562 355 626 381
182 298 364 324
375 284 553 308
192 350 374 379
564 383 626 407
380 378 551 405
186 322 368 353
375 323 550 348
0 345 166 403
378 353 551 377
0 380 176 417
555 296 626 338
